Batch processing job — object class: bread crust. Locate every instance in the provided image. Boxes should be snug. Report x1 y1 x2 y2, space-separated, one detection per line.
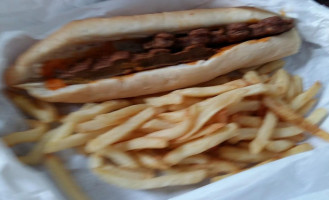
6 7 301 102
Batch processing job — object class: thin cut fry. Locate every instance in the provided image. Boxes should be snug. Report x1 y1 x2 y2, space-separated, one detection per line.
100 164 155 179
227 101 260 115
293 75 303 95
19 129 55 165
297 99 317 116
158 110 186 123
265 140 295 153
249 111 278 154
290 82 321 110
135 152 169 170
99 147 140 168
231 115 262 127
76 104 147 132
187 123 225 141
44 155 90 200
179 154 211 165
146 119 192 140
114 137 168 151
243 71 262 84
140 119 175 132
269 69 290 96
306 108 328 124
62 100 130 123
86 107 157 152
218 146 274 163
176 79 247 97
145 93 183 107
164 123 237 165
257 60 285 74
45 133 102 153
3 121 49 146
11 95 58 122
263 97 329 141
88 154 104 168
281 143 313 157
92 168 207 189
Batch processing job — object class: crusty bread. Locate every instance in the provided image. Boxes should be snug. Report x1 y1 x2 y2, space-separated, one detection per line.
7 7 301 102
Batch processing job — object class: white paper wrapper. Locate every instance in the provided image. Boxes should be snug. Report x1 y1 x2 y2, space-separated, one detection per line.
1 0 329 200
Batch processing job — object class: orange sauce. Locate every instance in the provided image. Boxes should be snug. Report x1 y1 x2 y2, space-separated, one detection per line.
45 79 67 90
211 44 239 58
248 37 270 44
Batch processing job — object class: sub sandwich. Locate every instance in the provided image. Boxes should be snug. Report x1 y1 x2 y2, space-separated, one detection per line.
5 7 301 102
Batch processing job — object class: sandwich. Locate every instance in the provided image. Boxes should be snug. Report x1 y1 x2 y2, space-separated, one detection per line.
5 7 301 102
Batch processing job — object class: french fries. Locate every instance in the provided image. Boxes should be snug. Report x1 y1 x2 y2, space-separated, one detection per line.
2 121 49 146
3 66 329 190
45 155 90 200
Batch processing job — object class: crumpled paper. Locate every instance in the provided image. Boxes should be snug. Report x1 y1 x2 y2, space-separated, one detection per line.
1 0 329 200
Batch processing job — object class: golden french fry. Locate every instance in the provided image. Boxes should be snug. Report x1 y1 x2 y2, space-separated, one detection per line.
44 155 90 200
293 75 303 95
269 69 290 96
164 123 237 165
88 154 104 169
171 160 238 177
44 132 102 153
297 99 317 116
2 121 49 146
179 154 211 165
167 98 203 111
281 143 313 157
231 115 262 127
76 104 147 132
290 82 321 110
158 110 186 123
11 95 58 122
286 134 307 143
243 71 262 84
135 152 169 170
265 140 295 153
86 107 157 152
100 164 155 179
286 76 296 101
145 118 193 140
140 119 175 132
114 137 168 151
145 93 183 107
227 101 260 115
176 79 247 97
186 123 225 141
62 100 130 123
19 129 56 165
92 167 207 189
177 88 244 141
99 147 140 168
258 60 285 74
218 146 274 163
263 97 329 141
306 108 328 124
249 111 278 154
47 122 76 142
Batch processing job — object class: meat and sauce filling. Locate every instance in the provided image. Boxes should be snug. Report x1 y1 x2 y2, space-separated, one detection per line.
40 16 294 89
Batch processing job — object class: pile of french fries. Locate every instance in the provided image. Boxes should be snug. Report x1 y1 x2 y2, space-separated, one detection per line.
2 59 329 192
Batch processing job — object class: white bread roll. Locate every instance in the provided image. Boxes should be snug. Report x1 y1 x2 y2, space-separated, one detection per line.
6 7 301 102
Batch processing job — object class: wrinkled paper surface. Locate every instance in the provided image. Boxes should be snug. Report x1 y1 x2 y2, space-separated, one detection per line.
1 0 329 200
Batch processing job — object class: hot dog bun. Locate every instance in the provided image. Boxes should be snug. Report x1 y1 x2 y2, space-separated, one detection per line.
6 7 301 102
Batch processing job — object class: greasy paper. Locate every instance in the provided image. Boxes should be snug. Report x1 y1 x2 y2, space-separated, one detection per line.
1 0 329 200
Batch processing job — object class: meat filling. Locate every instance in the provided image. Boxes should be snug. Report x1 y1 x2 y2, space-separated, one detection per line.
41 16 294 86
